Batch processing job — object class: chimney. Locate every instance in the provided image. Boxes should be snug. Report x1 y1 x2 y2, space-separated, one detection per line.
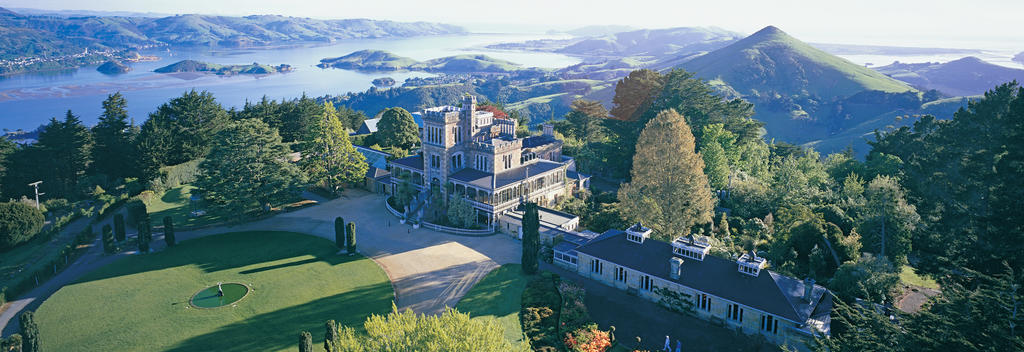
803 277 815 302
670 257 683 280
542 123 554 137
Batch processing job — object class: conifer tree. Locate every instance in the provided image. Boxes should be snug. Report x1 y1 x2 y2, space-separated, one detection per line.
334 217 345 249
298 331 313 352
617 109 714 241
521 202 540 274
324 319 339 352
346 222 357 254
163 216 175 247
19 310 39 352
92 92 138 179
102 224 115 254
114 214 126 242
35 111 93 198
301 103 368 195
138 219 151 253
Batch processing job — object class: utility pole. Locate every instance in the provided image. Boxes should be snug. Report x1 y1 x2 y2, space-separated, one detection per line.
28 181 43 210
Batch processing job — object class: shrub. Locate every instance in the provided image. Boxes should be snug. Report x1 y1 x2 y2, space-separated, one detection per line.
102 224 115 254
521 274 562 350
138 219 151 253
558 281 591 333
299 331 313 352
0 201 45 249
113 214 126 242
125 198 148 227
346 222 357 254
163 216 175 247
563 324 612 352
19 310 39 352
335 217 345 249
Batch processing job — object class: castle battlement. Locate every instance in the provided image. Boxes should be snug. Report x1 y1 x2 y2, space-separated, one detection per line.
422 106 461 123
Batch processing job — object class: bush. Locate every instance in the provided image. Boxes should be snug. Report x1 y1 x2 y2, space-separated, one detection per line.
521 274 562 350
0 201 45 249
138 219 151 253
335 217 345 249
563 324 612 352
346 222 357 254
102 224 115 254
113 214 126 242
125 198 148 227
163 216 175 247
558 281 591 333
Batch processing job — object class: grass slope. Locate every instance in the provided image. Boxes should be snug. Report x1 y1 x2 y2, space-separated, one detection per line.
681 26 915 99
318 49 419 71
145 185 227 229
35 231 393 352
454 264 530 347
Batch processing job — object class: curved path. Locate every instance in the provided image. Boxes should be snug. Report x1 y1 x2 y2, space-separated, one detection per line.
1 190 520 336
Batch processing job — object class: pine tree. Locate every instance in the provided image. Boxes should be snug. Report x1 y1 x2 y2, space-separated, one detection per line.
324 319 339 352
617 109 714 241
335 217 345 249
701 140 729 190
346 222 357 254
35 111 93 198
19 310 39 352
522 202 540 274
114 214 126 242
163 216 175 247
92 92 138 179
298 331 313 352
301 102 367 195
136 90 229 179
194 119 305 216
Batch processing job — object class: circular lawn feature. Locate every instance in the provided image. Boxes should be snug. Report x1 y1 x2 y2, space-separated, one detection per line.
35 231 394 352
190 283 250 308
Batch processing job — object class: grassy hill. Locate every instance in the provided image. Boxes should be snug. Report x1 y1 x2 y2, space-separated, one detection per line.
412 54 523 73
875 56 1024 96
154 59 291 75
318 50 535 74
681 25 915 99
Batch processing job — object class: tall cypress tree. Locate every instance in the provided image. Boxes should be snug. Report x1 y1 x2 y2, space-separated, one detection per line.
114 214 126 242
19 309 39 352
617 109 714 241
163 216 175 247
346 222 357 254
138 219 151 253
102 224 115 254
92 92 138 179
334 217 345 249
324 319 339 352
298 331 313 352
521 202 540 274
301 102 367 195
35 111 92 198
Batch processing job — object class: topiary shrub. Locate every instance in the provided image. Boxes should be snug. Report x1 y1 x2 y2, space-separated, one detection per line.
0 201 45 250
113 214 126 242
102 224 115 254
125 198 148 227
163 216 175 247
138 219 151 253
335 217 345 249
346 222 356 254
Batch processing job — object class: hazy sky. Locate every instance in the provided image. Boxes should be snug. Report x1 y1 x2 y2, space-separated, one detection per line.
2 0 1021 49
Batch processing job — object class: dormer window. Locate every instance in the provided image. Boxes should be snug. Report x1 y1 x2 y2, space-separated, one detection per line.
737 250 767 277
625 222 652 244
671 235 710 261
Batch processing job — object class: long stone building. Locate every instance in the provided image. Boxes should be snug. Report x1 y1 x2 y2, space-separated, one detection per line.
554 222 832 348
388 95 576 226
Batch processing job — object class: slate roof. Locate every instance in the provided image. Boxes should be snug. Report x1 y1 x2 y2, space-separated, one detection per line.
354 113 425 135
391 154 423 171
449 159 564 189
523 135 558 148
573 230 829 323
355 146 390 170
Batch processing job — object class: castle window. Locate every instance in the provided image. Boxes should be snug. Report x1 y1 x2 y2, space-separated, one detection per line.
614 266 627 282
761 315 778 334
728 303 743 322
639 274 653 291
590 259 603 274
697 293 711 312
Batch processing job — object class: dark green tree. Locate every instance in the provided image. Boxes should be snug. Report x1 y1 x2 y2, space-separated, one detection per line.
0 201 45 250
0 137 17 198
91 92 138 179
521 202 540 274
324 319 339 352
138 219 151 253
163 216 175 247
298 330 313 352
136 90 229 179
376 107 420 150
194 119 305 216
35 111 93 198
301 102 367 194
19 309 39 352
334 217 345 249
278 94 323 143
346 222 357 254
113 214 126 242
102 224 115 254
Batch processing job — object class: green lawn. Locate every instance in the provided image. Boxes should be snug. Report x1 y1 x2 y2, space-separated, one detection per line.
454 264 530 348
146 185 228 229
35 231 394 352
900 265 939 289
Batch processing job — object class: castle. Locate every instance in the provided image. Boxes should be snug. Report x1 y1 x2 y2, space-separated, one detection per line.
387 95 576 226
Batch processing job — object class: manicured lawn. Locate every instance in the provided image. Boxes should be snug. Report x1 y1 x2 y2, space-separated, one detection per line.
454 264 530 348
35 231 394 352
900 265 939 289
146 185 228 229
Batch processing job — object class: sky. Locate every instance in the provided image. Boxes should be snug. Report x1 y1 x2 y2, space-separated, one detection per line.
1 0 1021 50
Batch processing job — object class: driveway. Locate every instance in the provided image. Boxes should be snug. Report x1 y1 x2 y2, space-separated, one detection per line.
174 190 522 315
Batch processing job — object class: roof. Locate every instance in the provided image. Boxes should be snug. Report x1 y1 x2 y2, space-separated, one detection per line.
501 204 580 229
366 167 390 180
573 230 829 323
449 159 564 189
567 170 591 181
355 145 390 170
355 113 425 135
391 154 423 171
522 135 558 148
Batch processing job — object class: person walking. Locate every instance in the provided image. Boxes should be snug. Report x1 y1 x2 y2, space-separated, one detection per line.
664 335 671 351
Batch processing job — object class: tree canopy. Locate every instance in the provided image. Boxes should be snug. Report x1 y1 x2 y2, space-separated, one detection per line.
301 102 368 194
376 107 420 150
328 305 518 352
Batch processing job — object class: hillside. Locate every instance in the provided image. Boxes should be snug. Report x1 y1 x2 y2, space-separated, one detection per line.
154 60 292 75
487 26 740 59
875 56 1024 96
681 26 916 99
1015 51 1024 65
318 50 534 74
412 55 523 73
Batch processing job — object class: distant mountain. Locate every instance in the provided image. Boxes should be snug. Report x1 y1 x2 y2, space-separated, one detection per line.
564 25 636 37
487 26 741 60
1014 51 1024 65
154 59 292 75
8 7 168 18
874 56 1024 96
318 50 531 74
681 26 915 100
0 7 17 16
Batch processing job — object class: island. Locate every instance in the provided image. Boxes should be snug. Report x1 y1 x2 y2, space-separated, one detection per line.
372 77 396 88
154 60 293 75
96 60 131 74
317 49 531 74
